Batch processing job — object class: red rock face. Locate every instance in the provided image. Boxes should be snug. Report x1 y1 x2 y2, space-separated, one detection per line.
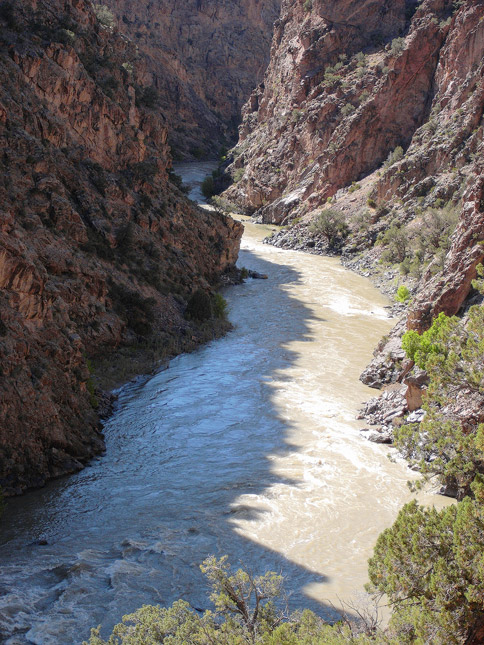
225 0 484 329
102 0 281 158
407 161 484 331
0 0 242 494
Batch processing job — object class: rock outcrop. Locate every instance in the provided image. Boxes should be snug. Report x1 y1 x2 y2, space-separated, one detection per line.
0 0 242 495
224 0 484 320
102 0 281 158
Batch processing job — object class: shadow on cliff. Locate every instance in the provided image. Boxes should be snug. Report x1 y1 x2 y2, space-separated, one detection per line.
0 246 358 641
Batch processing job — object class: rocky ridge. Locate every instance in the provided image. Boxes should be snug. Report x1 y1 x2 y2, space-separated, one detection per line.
0 0 242 495
102 0 281 158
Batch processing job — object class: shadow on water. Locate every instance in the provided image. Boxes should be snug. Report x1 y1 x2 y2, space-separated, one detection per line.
0 246 354 643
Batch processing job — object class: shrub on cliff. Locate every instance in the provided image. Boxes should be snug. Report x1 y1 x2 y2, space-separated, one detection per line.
201 175 215 199
366 269 484 642
379 224 409 263
397 300 484 498
395 285 411 303
135 86 159 109
185 291 228 321
309 209 349 249
109 282 155 337
93 4 115 30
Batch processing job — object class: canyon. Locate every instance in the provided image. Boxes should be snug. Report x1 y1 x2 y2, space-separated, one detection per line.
1 0 484 640
223 0 484 433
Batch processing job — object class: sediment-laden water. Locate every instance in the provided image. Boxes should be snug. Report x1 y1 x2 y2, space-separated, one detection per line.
0 164 447 644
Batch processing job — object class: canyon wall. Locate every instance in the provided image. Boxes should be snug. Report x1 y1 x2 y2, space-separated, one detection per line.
223 0 484 451
0 0 242 494
102 0 281 158
225 0 484 326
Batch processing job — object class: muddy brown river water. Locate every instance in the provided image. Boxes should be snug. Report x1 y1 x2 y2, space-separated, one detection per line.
0 164 448 644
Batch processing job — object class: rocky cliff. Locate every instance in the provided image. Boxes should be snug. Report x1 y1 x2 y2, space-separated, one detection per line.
224 0 483 318
222 0 484 436
0 0 242 495
102 0 281 159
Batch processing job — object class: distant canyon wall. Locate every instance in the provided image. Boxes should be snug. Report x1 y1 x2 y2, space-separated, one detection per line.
103 0 282 158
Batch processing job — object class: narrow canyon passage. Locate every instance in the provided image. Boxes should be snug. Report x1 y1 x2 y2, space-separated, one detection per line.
0 166 447 644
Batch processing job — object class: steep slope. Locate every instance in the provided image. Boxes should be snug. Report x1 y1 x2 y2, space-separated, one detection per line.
102 0 281 158
225 0 482 226
224 0 483 314
220 0 484 439
0 0 242 494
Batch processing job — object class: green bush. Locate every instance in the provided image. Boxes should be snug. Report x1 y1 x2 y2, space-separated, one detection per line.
390 37 406 56
341 103 356 117
309 209 349 248
395 285 411 303
185 291 228 322
380 224 409 263
201 175 215 199
368 495 484 643
393 202 459 277
398 290 484 498
84 556 378 644
232 168 245 183
384 145 404 168
212 293 228 319
93 4 115 29
109 282 155 337
185 289 212 321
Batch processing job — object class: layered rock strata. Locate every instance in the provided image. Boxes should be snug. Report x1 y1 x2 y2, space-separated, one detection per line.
0 0 242 494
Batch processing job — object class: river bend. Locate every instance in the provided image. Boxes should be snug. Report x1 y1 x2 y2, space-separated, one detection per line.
0 165 446 644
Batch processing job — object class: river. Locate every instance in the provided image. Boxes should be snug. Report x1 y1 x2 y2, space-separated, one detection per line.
0 163 447 644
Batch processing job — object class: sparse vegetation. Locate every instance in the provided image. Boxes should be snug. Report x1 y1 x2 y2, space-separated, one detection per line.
201 175 215 199
384 146 404 168
309 209 349 249
109 281 155 337
390 37 406 56
341 103 356 117
93 4 115 29
167 169 189 193
232 167 245 183
85 556 383 644
185 290 228 322
135 85 159 109
398 203 459 277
